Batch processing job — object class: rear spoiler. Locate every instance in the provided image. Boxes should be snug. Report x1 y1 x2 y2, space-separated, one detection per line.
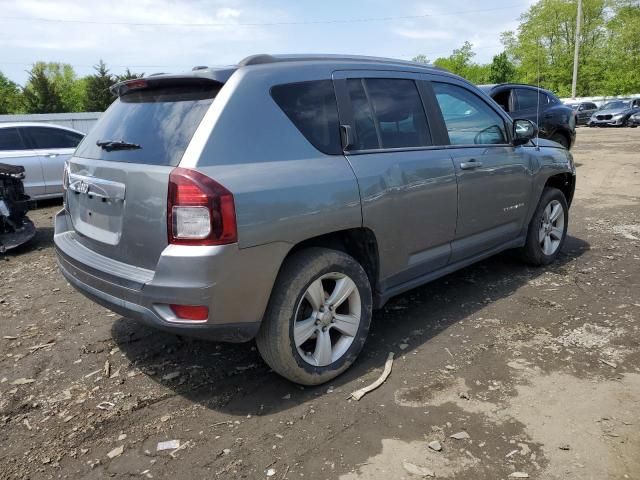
110 68 236 97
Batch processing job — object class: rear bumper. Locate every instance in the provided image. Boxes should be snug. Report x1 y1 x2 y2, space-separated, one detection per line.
54 209 289 342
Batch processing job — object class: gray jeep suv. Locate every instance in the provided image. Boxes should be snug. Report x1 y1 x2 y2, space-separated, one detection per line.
54 54 576 385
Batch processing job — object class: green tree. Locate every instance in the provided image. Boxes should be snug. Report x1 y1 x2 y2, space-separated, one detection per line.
117 68 144 82
0 71 23 114
22 63 65 113
411 54 430 64
85 60 116 111
602 1 640 93
489 52 517 84
431 41 491 83
502 0 609 96
21 62 85 113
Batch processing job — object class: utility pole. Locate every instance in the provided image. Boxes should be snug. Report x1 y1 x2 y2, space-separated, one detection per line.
571 0 583 98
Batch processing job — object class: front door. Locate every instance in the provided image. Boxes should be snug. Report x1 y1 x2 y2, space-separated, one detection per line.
333 71 458 291
430 81 534 262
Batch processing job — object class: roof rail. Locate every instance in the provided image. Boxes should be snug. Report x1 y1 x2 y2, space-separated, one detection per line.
238 54 278 66
237 53 439 69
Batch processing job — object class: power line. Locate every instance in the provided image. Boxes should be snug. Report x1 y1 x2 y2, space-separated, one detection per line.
0 4 523 28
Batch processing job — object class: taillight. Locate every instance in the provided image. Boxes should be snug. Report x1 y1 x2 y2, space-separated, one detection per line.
170 304 209 321
168 168 237 246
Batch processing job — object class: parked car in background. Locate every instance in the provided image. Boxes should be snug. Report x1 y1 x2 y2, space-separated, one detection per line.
588 98 640 127
479 84 576 149
629 111 640 127
565 101 598 125
55 54 576 385
0 123 84 199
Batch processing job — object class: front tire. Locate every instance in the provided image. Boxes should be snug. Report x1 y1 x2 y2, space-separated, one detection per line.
256 248 372 385
520 187 569 266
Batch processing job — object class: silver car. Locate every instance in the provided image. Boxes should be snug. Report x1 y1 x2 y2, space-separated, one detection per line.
54 54 576 385
588 98 640 127
0 123 84 199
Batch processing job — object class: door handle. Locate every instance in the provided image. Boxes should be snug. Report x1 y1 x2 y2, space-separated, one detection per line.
46 153 59 158
460 159 483 170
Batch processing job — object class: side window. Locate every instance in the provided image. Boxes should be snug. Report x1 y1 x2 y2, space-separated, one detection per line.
346 78 431 150
346 79 379 150
432 82 507 146
365 78 430 149
515 89 540 110
270 80 341 155
0 128 26 151
25 127 83 149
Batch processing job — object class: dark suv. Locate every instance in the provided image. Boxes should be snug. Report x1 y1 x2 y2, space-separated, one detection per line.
55 55 576 385
479 84 576 149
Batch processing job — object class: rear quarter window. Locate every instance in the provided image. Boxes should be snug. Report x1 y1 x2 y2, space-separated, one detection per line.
75 84 219 166
271 80 341 155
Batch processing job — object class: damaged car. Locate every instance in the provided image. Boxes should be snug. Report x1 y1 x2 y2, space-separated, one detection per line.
588 98 640 127
0 163 36 253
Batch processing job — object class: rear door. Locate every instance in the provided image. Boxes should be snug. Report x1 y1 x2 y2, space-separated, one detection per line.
21 126 83 195
0 127 46 198
430 80 534 262
66 79 221 270
333 70 458 290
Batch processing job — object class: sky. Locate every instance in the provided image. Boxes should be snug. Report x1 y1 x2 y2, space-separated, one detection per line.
0 0 537 86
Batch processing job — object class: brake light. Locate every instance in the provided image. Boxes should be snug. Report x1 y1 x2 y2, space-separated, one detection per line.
168 168 237 245
170 304 209 321
124 79 148 90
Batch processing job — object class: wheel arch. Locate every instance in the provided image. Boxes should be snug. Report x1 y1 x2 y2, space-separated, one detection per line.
544 172 575 207
284 227 381 295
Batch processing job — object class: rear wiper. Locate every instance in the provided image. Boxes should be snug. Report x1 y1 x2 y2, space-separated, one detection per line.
96 139 141 151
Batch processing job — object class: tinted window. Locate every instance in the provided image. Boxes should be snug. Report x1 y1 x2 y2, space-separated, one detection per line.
365 78 430 149
0 128 26 151
25 127 83 149
346 79 379 150
346 78 430 150
76 84 219 166
516 88 547 110
433 82 507 145
271 80 340 155
587 103 597 109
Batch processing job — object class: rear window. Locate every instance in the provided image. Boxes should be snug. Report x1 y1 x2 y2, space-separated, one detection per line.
75 84 219 166
271 80 341 155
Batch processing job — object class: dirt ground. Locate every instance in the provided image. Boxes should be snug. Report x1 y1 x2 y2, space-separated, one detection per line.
1 128 639 480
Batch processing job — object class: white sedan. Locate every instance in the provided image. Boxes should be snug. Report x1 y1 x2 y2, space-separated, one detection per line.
0 122 84 199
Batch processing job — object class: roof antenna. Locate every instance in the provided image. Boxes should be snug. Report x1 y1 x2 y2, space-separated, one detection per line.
535 44 541 151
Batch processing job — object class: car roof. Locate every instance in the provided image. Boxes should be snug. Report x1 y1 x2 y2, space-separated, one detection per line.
0 122 84 135
112 53 455 95
479 83 555 94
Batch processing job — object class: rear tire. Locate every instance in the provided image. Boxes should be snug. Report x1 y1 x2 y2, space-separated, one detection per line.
520 187 568 266
256 247 372 385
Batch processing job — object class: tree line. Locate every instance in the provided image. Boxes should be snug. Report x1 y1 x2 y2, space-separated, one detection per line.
415 0 639 97
1 0 638 114
0 60 142 115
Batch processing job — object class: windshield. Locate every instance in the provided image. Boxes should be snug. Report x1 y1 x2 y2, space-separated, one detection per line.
75 83 219 166
601 101 629 110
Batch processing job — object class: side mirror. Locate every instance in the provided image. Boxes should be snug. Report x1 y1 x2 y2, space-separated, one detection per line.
512 119 538 146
